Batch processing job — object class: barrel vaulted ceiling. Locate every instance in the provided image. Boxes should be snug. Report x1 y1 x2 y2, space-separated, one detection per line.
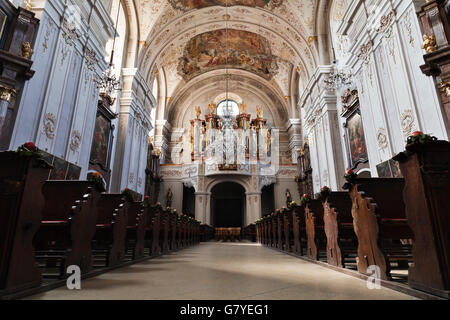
131 0 322 120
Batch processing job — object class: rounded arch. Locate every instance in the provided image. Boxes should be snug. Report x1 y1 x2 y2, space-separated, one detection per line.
315 0 332 65
205 176 251 195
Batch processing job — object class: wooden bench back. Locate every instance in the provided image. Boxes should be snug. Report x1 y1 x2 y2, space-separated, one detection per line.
127 202 143 227
42 181 93 221
355 178 406 219
307 199 324 227
97 194 124 224
326 192 353 223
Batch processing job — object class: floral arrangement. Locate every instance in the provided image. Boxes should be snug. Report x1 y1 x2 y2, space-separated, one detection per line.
407 131 437 146
319 186 332 198
287 200 297 209
300 193 312 206
121 188 134 202
141 195 150 208
87 171 105 191
344 169 357 182
16 142 42 158
155 201 162 208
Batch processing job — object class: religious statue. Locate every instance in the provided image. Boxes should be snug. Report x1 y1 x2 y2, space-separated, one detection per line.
208 103 216 115
166 188 173 208
195 106 201 119
256 106 263 119
238 102 247 114
421 34 436 53
285 189 292 207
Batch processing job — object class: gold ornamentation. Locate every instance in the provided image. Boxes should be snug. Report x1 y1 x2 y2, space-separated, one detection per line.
400 110 415 137
307 36 317 47
21 42 33 59
439 81 450 97
421 34 436 53
376 128 388 151
238 102 247 114
256 106 263 118
0 85 17 102
43 113 57 140
358 41 373 63
69 130 82 152
195 106 201 119
207 103 216 115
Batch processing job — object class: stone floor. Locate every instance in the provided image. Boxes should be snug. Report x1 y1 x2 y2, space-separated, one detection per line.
26 242 417 300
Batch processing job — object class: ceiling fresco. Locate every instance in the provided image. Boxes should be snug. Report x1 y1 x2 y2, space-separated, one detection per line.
178 29 278 81
168 0 284 11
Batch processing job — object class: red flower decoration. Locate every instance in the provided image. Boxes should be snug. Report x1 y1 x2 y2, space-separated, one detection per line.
92 171 101 178
144 195 150 200
321 186 328 191
346 169 354 175
412 131 423 137
303 193 308 198
24 142 37 151
124 188 130 191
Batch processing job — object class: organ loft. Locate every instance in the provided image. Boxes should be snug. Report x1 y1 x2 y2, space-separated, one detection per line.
0 0 449 304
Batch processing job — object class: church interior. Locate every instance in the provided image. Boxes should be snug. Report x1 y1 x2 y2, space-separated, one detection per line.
0 0 449 303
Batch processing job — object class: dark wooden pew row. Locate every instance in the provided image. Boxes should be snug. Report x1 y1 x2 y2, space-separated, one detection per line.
0 152 51 294
160 209 170 254
33 181 102 278
277 212 285 250
343 178 414 281
200 224 215 242
169 211 178 251
125 202 146 260
242 224 256 242
271 213 278 248
143 205 161 256
393 140 450 298
283 209 294 252
304 199 327 261
292 205 306 255
91 194 128 267
320 192 357 268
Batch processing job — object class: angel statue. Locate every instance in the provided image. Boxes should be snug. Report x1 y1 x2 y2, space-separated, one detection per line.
208 103 216 115
421 34 436 53
195 106 201 119
238 102 247 114
256 106 263 119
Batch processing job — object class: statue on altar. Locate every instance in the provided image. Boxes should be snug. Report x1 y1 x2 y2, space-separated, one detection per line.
285 189 292 207
195 106 201 119
238 102 247 114
208 103 216 115
256 106 263 119
166 188 173 208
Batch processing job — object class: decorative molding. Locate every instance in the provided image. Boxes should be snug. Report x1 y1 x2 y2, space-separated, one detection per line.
43 113 57 140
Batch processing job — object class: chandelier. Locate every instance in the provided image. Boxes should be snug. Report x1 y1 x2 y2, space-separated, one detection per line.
323 64 353 91
95 1 121 96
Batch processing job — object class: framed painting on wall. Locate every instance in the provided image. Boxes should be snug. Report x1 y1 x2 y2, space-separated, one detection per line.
344 110 368 169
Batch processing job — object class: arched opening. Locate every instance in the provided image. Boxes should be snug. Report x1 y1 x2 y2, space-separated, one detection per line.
261 184 275 217
182 186 195 217
210 182 246 227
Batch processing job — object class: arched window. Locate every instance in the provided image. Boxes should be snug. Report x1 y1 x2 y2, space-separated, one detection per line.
216 99 239 118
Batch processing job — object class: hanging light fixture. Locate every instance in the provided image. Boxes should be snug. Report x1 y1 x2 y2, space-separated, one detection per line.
323 62 353 91
95 1 122 96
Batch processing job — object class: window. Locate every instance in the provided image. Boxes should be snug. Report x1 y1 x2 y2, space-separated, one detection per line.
216 100 239 118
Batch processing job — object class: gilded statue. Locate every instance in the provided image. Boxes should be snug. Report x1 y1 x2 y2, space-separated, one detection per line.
238 102 247 114
421 34 436 53
256 106 263 118
195 106 201 119
208 103 216 115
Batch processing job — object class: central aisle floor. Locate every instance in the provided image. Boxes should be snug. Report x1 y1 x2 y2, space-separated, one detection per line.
27 242 417 300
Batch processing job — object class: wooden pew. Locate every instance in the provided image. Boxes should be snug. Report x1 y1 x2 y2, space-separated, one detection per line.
34 181 101 277
169 211 178 251
160 209 170 254
200 224 215 242
277 211 285 250
265 218 272 247
344 178 414 280
271 213 278 248
243 224 256 242
283 209 294 252
304 199 326 261
394 140 450 298
92 194 128 267
126 202 146 260
292 205 306 255
320 192 357 268
0 152 51 294
143 205 161 256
